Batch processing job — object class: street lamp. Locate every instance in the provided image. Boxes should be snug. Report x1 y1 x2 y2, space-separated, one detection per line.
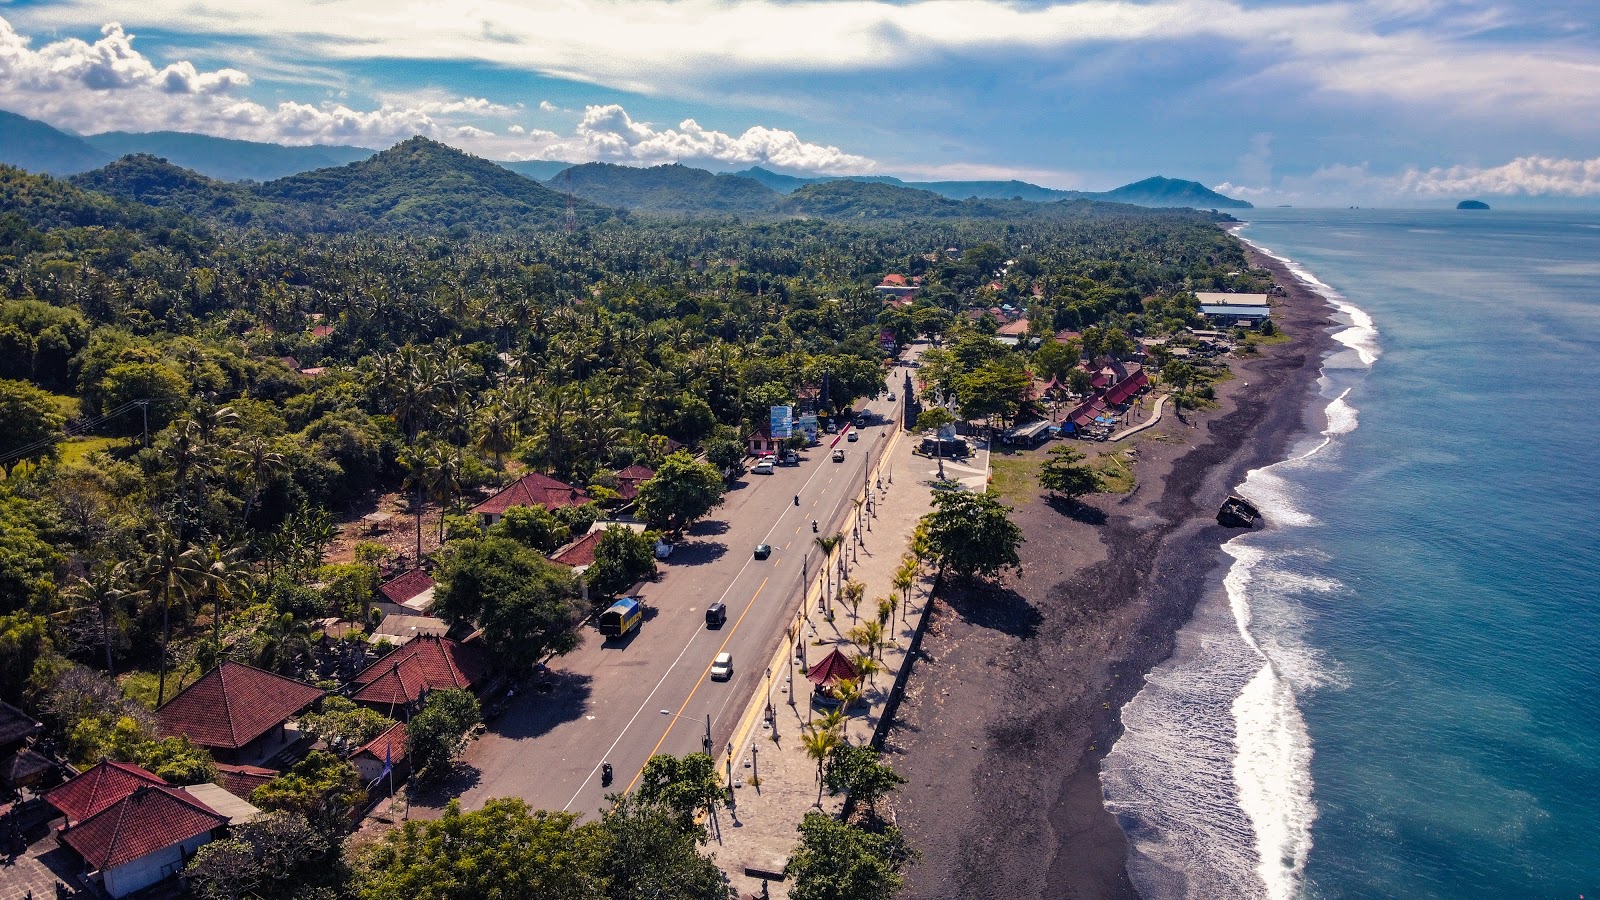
658 709 713 756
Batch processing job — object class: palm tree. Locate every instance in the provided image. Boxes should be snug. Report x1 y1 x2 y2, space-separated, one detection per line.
843 580 866 622
229 436 286 523
398 445 431 564
62 561 144 676
143 530 210 706
831 677 864 718
425 445 463 544
892 563 916 612
473 402 518 469
800 725 841 805
197 541 251 657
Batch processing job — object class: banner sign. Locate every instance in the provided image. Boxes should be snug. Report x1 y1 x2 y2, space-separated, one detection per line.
770 406 793 439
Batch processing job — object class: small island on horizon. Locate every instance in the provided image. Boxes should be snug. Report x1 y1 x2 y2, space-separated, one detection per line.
1457 199 1491 209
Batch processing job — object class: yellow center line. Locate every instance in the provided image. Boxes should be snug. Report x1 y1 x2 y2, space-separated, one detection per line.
624 576 770 794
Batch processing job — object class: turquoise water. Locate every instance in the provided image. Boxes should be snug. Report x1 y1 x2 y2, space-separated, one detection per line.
1102 209 1600 899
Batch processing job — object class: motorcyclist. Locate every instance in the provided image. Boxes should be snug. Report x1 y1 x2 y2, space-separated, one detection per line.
794 494 800 506
812 520 818 532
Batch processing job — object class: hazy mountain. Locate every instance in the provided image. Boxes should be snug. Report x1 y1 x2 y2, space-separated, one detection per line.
70 154 338 231
1094 176 1252 208
736 164 1250 208
82 131 374 182
0 110 113 176
259 137 610 231
549 162 779 215
502 159 578 181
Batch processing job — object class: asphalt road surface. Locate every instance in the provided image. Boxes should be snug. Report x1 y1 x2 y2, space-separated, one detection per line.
440 348 924 818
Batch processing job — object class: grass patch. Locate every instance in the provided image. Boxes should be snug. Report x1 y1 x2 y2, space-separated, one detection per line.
987 457 1039 504
1244 327 1291 347
1091 450 1136 494
59 435 121 467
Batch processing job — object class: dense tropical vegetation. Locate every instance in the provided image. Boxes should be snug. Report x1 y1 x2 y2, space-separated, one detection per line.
0 135 1265 895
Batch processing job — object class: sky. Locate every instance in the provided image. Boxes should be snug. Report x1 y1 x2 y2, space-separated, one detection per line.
1 0 1597 205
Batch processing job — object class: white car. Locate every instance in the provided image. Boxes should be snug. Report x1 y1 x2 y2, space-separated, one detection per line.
710 652 734 681
752 459 774 474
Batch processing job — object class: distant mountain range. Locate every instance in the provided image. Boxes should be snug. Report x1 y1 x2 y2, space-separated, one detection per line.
0 108 1251 212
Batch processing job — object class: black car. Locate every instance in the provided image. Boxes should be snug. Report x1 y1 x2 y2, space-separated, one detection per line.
705 602 728 627
754 543 772 559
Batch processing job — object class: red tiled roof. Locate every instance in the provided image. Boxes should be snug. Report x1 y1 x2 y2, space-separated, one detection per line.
997 318 1030 336
1055 330 1081 343
613 465 655 501
550 530 604 568
351 722 408 764
472 472 589 516
350 636 488 708
62 785 226 871
806 649 859 687
213 763 277 801
379 568 435 605
1068 397 1110 427
44 760 165 825
1105 370 1149 406
157 662 325 750
878 273 907 286
309 324 335 338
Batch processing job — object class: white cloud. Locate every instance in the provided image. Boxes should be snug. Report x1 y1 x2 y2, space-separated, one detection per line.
0 16 876 172
538 100 567 113
1218 155 1600 204
11 0 1600 131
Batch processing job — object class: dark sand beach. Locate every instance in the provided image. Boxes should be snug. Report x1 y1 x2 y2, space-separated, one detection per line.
884 233 1337 899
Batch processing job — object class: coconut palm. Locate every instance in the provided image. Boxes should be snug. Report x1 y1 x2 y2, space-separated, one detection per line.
142 530 210 706
843 580 866 622
800 725 842 805
61 561 144 676
473 402 518 469
228 435 286 523
197 540 252 657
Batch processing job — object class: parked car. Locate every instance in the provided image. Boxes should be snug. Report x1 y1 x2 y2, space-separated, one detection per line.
752 459 774 474
754 543 772 560
782 450 799 465
826 422 838 434
710 652 734 680
705 602 727 628
846 431 859 442
832 449 845 462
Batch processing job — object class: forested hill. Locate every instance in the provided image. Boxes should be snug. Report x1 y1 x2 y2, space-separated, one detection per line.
257 137 612 231
69 154 338 232
1097 176 1251 209
774 180 1172 221
551 162 779 215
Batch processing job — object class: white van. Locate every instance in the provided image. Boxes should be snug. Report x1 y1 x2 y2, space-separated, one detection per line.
752 459 775 474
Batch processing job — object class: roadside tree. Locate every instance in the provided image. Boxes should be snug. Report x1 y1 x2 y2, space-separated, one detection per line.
587 526 658 598
919 489 1023 582
433 536 585 671
407 688 482 780
636 451 726 532
823 744 907 818
635 752 724 829
596 794 731 900
784 811 915 900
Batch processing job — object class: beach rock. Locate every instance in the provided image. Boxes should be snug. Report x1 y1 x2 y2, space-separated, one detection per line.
1217 495 1262 528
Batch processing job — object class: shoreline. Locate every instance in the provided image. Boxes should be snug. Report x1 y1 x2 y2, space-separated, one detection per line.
884 224 1339 899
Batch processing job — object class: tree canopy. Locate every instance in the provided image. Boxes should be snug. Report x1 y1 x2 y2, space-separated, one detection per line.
919 489 1024 581
433 535 585 670
636 452 726 532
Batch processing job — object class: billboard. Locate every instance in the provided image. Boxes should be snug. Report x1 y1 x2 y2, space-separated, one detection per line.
797 413 818 442
770 406 793 439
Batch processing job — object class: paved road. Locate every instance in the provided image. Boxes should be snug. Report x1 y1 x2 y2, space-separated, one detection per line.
435 349 924 818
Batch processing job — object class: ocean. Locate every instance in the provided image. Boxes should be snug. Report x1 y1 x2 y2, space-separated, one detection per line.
1101 208 1600 900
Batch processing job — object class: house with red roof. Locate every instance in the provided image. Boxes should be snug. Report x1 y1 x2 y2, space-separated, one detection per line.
60 785 230 898
746 422 779 456
471 471 589 527
612 464 656 502
376 567 435 617
43 759 165 827
349 721 409 789
874 273 919 300
549 529 604 570
349 635 489 717
0 699 49 790
156 661 325 765
213 763 278 801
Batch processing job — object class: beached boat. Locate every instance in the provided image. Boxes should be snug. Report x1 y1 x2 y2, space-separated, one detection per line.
1217 495 1262 528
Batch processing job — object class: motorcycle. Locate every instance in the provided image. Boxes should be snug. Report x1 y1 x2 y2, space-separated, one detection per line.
601 762 614 786
811 520 818 533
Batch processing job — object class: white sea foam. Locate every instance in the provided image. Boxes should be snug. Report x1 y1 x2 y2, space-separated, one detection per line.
1103 231 1378 900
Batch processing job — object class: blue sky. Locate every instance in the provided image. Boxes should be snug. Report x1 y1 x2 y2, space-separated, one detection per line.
1 0 1597 204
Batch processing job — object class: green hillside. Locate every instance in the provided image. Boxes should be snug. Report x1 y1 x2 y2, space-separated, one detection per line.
70 154 336 231
552 162 778 214
259 137 610 231
1098 176 1252 209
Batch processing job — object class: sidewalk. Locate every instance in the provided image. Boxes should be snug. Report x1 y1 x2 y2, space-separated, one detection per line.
709 421 944 899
